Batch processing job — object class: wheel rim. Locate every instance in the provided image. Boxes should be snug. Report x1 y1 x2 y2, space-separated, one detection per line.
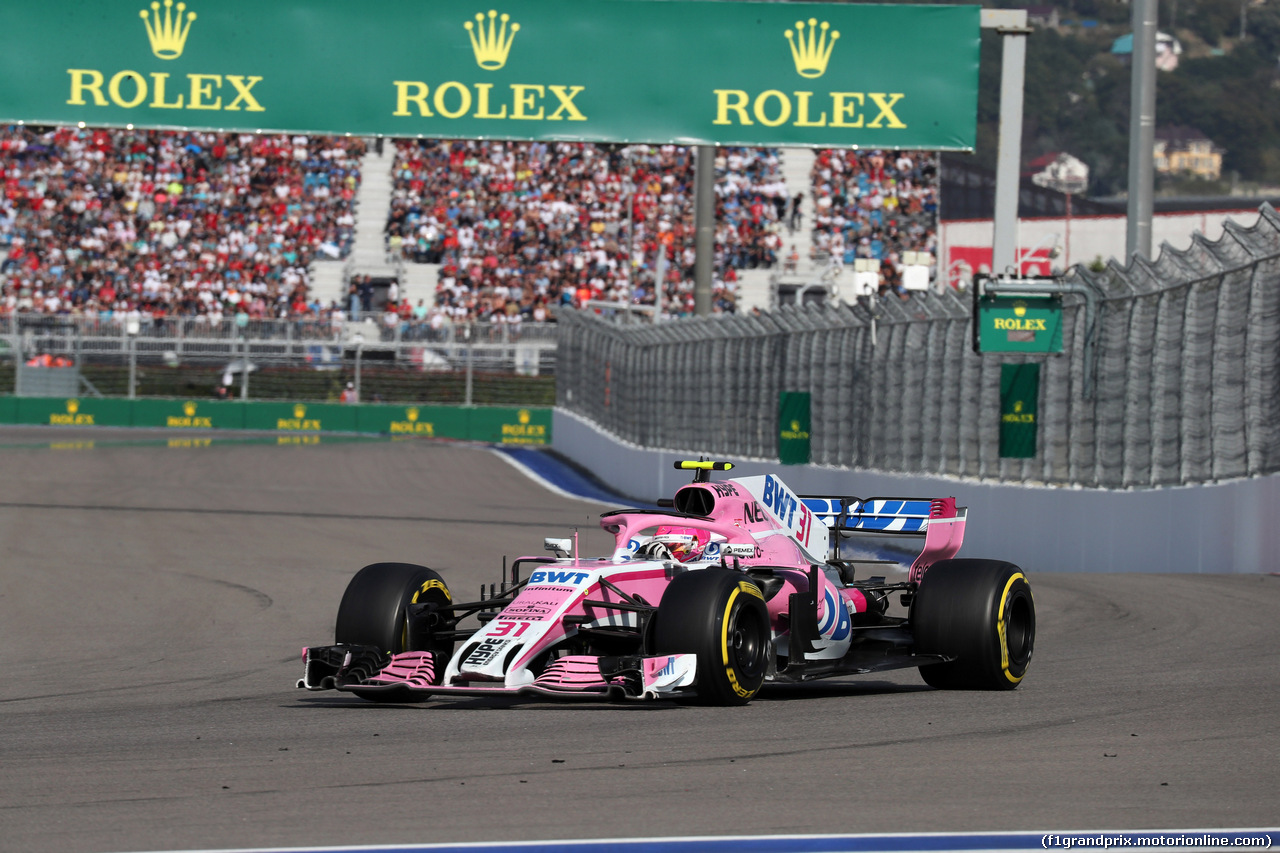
1005 592 1034 668
729 603 767 679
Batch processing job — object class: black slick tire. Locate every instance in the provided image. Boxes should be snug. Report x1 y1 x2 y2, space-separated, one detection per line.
334 562 453 659
912 559 1035 690
653 569 770 705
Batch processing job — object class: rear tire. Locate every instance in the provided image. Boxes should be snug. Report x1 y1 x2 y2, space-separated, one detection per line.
653 569 771 705
334 562 453 660
912 559 1035 690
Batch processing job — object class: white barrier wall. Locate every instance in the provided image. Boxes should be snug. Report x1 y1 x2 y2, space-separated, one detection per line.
553 408 1280 574
940 207 1265 277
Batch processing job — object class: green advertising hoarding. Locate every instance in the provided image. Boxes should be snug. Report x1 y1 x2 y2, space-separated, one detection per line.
132 398 246 429
15 396 134 427
357 404 470 439
778 391 811 465
242 401 358 433
999 363 1039 459
977 297 1064 354
0 397 551 445
470 406 551 445
0 0 979 150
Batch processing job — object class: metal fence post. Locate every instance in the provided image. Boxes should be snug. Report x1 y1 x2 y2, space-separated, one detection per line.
355 339 363 402
128 333 137 399
126 316 140 399
240 331 249 401
464 324 474 407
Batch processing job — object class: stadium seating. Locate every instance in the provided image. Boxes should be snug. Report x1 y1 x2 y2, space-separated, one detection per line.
0 125 364 321
809 148 939 297
386 140 785 318
1 124 943 323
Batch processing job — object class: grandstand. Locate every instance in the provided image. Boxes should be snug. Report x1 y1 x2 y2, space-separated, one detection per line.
381 139 790 319
2 124 945 325
310 141 438 316
0 125 364 322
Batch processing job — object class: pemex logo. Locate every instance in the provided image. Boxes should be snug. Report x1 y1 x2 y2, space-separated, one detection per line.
140 0 197 60
785 18 839 79
465 10 520 70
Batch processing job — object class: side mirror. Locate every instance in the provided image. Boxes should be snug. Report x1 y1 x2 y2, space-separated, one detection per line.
543 538 572 557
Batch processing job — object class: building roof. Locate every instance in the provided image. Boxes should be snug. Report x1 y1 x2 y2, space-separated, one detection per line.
1111 31 1182 55
1155 126 1215 145
1025 151 1063 173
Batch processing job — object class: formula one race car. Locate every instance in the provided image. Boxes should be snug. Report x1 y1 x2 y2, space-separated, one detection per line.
298 461 1035 705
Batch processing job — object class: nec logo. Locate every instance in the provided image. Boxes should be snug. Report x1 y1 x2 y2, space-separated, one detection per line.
528 570 590 585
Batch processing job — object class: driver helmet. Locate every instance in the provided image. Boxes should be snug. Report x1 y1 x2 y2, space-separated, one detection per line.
653 526 710 562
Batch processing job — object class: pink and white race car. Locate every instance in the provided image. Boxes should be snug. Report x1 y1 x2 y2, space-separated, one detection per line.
298 460 1035 705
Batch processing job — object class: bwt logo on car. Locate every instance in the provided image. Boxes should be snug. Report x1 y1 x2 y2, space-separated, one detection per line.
761 475 800 526
528 570 591 585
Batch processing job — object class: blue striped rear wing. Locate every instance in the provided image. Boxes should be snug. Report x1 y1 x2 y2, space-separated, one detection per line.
801 497 936 534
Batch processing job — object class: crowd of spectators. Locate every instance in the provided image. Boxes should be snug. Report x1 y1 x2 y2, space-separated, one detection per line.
0 125 364 322
385 140 787 319
0 123 943 328
809 148 939 297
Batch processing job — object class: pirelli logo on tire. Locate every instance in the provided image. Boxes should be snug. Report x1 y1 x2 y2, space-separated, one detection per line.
413 578 451 603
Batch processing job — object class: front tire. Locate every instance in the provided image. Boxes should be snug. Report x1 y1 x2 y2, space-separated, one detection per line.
912 559 1035 690
653 569 771 705
334 562 453 660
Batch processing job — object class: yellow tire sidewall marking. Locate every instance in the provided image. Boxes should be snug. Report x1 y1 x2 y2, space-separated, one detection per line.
411 578 450 604
403 577 450 652
998 572 1026 684
720 585 755 699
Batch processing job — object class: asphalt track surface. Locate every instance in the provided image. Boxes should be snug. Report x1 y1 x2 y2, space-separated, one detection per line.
1 428 1276 853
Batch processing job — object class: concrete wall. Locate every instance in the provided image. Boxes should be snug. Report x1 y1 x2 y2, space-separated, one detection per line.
553 408 1280 574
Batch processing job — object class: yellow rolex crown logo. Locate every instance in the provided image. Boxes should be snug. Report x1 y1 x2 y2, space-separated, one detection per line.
1014 301 1027 317
140 0 196 60
183 401 197 417
518 409 531 424
1014 401 1024 413
407 407 419 422
785 18 839 79
293 404 307 419
66 399 80 414
465 10 520 71
791 420 801 431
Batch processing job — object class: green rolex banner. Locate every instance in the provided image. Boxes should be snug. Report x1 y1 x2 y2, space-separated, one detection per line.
977 297 1065 354
778 391 811 465
0 0 979 149
999 363 1039 459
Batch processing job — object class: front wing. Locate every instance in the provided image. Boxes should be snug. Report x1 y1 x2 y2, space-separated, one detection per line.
298 645 698 702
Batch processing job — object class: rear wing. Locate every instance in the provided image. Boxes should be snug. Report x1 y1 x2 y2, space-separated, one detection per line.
801 496 959 534
800 495 967 582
